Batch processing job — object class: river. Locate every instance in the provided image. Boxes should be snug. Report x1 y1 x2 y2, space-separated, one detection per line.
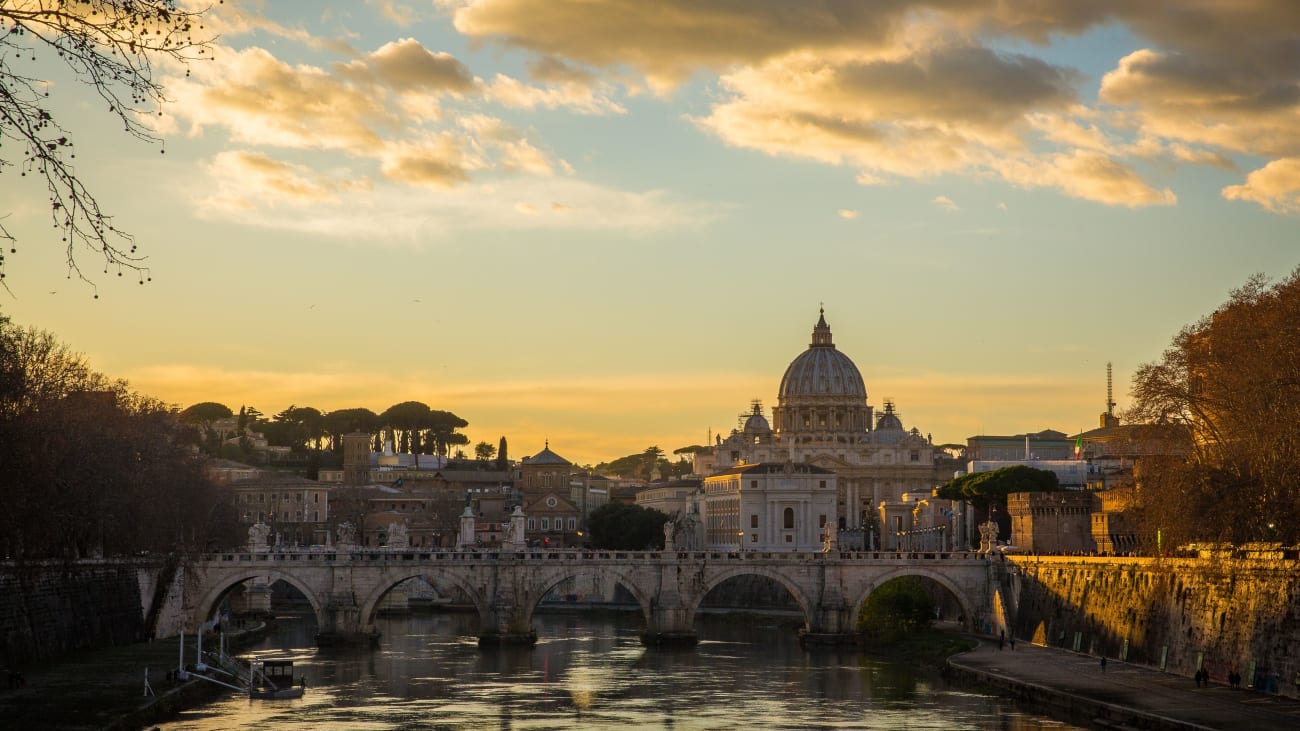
160 611 1085 730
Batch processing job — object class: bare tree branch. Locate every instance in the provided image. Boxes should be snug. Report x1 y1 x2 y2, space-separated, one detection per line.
0 0 216 295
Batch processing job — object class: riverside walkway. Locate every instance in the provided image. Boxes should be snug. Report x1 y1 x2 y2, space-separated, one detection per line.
948 638 1300 730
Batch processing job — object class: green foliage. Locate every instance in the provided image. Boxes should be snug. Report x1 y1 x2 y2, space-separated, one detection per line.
587 503 669 550
178 402 233 423
935 465 1060 507
596 445 683 481
474 441 497 461
858 577 936 639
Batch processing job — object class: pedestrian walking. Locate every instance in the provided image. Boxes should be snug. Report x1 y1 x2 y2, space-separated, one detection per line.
1009 637 1016 650
1100 656 1107 673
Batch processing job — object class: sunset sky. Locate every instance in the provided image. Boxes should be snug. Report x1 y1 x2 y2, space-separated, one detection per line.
2 1 1298 467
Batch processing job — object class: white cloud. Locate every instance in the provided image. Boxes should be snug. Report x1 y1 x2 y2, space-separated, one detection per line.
931 196 959 212
837 209 859 219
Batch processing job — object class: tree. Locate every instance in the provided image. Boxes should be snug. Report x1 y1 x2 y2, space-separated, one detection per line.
857 576 936 640
0 315 237 558
496 436 508 469
936 465 1060 544
0 1 214 291
1127 268 1300 546
586 503 669 550
474 441 496 461
178 402 233 423
935 465 1060 507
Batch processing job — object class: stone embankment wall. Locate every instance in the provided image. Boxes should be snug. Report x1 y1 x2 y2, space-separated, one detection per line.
1008 556 1300 697
0 561 148 667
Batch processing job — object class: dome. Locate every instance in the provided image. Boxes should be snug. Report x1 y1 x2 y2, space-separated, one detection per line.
742 402 771 435
777 310 867 400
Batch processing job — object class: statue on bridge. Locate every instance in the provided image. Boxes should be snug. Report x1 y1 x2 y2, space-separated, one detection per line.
336 521 358 548
247 521 271 551
664 509 704 551
386 521 409 549
978 520 999 554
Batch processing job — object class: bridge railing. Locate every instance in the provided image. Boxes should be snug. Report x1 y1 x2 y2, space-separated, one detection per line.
195 548 990 563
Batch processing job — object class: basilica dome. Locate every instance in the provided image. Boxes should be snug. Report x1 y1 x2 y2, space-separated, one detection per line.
777 310 867 401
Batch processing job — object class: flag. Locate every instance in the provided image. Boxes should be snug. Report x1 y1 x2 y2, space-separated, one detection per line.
1074 435 1083 459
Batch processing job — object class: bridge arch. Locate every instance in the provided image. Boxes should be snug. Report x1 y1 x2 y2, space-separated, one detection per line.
521 565 654 630
850 566 977 632
192 568 326 630
358 570 490 631
692 565 815 631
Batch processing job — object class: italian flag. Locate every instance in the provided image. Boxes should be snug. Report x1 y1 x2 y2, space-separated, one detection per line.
1074 435 1083 459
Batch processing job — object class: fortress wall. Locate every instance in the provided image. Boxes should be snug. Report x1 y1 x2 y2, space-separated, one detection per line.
0 562 148 667
1010 556 1300 696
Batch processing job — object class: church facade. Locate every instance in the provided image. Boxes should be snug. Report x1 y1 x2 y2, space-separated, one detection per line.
699 310 961 549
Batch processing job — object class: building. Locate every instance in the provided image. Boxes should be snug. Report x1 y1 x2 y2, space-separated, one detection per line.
229 474 331 546
635 478 702 516
700 309 957 547
700 462 836 551
1007 491 1097 554
966 459 1089 489
966 430 1074 461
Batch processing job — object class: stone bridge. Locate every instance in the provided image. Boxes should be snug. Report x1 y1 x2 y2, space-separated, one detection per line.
184 548 1007 646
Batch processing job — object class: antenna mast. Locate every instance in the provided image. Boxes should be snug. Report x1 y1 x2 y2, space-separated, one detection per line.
1106 362 1116 416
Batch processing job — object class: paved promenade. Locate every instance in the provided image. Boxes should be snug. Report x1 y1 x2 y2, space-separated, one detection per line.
949 638 1300 730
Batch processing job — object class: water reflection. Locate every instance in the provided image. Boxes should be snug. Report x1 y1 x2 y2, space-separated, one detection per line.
162 612 1083 730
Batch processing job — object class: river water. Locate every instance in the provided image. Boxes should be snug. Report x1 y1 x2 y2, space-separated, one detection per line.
160 612 1085 730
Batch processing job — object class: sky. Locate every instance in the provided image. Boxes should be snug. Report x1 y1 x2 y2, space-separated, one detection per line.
1 0 1298 467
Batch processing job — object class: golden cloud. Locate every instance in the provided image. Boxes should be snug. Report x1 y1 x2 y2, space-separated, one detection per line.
1222 158 1300 214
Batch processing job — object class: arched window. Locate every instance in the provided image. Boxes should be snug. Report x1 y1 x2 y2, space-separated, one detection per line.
783 507 794 529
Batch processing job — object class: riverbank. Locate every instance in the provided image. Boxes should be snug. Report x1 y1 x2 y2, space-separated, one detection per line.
0 623 266 730
948 637 1300 730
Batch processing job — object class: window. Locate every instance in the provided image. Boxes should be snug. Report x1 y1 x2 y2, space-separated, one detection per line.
785 534 793 543
819 480 827 489
750 480 758 489
314 493 319 503
528 518 535 530
750 533 758 543
568 518 576 530
819 515 827 527
541 518 550 530
783 508 794 529
750 514 758 528
910 450 920 462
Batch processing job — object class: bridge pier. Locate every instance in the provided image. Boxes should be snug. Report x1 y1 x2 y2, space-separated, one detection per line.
316 591 380 647
480 596 538 646
640 595 698 647
800 597 859 645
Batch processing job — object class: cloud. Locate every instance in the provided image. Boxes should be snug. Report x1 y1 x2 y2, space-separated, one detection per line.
995 150 1176 208
199 150 373 209
338 38 476 92
1222 158 1300 214
368 0 421 26
190 173 718 240
452 0 911 93
481 73 626 114
837 209 858 219
448 0 1300 212
931 196 958 212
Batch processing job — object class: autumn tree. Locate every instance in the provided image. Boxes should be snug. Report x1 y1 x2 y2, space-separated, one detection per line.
1127 269 1300 546
0 1 214 291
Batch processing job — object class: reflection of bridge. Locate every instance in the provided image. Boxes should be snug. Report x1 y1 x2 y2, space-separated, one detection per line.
187 549 1005 646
